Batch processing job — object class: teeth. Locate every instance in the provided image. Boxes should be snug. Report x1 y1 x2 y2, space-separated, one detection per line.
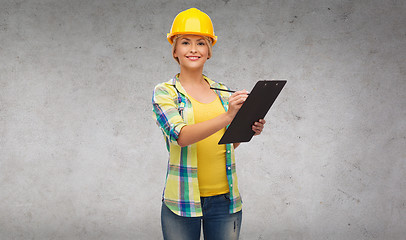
188 57 199 60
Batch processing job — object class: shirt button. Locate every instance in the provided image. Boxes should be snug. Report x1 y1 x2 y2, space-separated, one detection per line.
230 184 233 187
227 150 230 153
228 167 231 170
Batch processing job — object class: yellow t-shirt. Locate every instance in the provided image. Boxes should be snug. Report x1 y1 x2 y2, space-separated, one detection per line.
188 94 229 197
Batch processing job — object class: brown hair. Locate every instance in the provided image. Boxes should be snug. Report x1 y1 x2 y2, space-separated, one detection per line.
172 35 213 64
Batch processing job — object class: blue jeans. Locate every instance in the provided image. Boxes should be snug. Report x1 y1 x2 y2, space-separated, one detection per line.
161 193 242 240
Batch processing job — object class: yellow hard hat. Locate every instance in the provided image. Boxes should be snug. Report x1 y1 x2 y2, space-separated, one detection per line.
167 8 217 46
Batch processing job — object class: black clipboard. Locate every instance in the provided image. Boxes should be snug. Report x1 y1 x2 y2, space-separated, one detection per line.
218 80 287 144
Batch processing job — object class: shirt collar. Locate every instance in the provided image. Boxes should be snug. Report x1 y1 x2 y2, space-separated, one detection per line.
170 74 225 94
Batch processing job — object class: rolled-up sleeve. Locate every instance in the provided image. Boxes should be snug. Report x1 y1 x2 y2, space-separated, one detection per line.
152 84 186 145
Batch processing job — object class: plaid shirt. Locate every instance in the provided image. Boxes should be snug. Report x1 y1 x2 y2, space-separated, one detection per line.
152 74 242 217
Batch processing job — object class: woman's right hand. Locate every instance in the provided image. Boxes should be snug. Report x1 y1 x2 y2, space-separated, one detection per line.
226 90 249 119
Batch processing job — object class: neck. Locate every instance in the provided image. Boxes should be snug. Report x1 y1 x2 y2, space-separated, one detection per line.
178 67 205 86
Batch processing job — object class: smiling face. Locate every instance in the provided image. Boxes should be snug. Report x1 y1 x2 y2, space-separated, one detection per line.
173 35 212 69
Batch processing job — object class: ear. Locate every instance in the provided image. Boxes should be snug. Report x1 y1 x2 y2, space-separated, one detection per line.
173 48 178 58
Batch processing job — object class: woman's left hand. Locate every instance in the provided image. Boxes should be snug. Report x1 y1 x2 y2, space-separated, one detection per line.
252 119 266 136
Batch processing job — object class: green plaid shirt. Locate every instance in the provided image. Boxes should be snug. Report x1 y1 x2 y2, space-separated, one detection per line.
152 74 242 217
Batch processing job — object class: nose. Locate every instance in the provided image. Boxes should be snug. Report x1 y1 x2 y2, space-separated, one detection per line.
189 43 197 53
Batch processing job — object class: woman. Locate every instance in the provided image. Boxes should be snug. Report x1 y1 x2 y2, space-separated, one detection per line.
152 8 266 240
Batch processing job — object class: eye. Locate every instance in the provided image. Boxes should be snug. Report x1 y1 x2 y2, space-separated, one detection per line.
198 42 206 46
181 41 190 45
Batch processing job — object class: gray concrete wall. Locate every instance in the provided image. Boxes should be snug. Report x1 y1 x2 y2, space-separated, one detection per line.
1 0 405 239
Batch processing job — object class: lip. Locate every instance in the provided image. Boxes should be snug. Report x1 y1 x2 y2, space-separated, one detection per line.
186 56 201 61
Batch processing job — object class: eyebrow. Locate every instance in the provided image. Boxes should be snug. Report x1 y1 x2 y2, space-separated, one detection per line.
180 37 205 41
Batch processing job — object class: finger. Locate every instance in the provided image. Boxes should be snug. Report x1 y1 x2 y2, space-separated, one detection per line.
253 127 263 133
231 92 249 101
231 90 248 97
253 120 266 128
252 125 262 132
229 93 247 102
236 89 249 94
239 96 248 104
252 127 261 135
253 122 263 127
232 95 248 105
252 124 263 134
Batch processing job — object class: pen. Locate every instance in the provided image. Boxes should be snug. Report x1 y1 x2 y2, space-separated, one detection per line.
210 87 235 93
210 87 250 95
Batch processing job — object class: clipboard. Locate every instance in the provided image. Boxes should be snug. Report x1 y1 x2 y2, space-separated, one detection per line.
218 80 287 144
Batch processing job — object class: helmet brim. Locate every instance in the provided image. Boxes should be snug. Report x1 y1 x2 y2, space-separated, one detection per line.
167 32 217 46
